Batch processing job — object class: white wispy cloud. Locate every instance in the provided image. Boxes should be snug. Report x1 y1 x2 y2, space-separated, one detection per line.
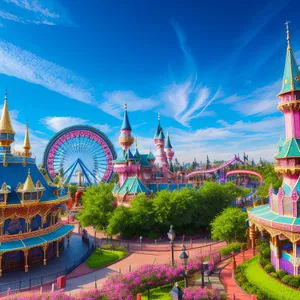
41 116 87 132
0 10 25 23
5 0 59 19
223 80 281 116
159 19 221 126
99 90 158 119
41 116 111 133
2 0 62 26
0 40 95 104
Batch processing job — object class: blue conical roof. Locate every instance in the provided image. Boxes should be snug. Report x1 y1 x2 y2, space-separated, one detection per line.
165 133 172 149
134 147 140 158
121 104 132 131
147 151 155 161
158 129 165 139
279 24 300 96
126 148 135 160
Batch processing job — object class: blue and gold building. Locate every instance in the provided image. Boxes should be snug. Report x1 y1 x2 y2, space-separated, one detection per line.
0 91 73 276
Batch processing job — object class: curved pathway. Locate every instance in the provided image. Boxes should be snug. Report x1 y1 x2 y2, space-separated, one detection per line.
220 249 254 300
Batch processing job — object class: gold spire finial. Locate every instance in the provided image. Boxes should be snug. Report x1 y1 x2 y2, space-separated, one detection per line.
23 168 35 191
124 103 127 111
135 136 138 149
23 121 31 157
285 20 291 50
0 91 15 135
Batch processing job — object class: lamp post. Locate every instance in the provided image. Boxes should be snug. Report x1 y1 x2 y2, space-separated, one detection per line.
139 236 143 251
179 244 189 288
167 225 175 267
200 261 204 288
93 225 97 248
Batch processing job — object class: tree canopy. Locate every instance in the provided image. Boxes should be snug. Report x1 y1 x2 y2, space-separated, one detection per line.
77 183 115 230
211 207 247 243
105 181 247 238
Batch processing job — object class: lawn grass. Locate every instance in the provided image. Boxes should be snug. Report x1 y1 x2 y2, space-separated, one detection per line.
244 256 300 300
86 248 127 269
141 281 184 299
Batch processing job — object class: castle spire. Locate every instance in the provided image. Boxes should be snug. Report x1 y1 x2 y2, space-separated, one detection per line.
0 90 15 135
121 103 132 131
279 21 300 96
23 121 31 157
165 132 173 149
23 168 35 191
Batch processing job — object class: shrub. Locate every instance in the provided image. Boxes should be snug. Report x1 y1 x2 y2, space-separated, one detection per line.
281 275 293 284
288 278 300 288
220 242 243 256
270 272 278 278
277 269 287 279
264 263 275 273
114 245 128 252
101 244 113 250
259 256 268 267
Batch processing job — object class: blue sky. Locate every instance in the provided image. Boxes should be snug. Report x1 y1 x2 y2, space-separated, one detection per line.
0 0 299 164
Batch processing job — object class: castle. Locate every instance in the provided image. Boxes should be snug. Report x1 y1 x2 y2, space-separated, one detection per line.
112 104 192 205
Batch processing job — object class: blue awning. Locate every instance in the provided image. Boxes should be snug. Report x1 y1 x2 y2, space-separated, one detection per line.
0 225 74 253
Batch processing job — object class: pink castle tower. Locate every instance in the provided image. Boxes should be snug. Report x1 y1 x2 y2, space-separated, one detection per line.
114 104 138 186
154 114 168 167
118 103 134 151
164 132 174 163
274 22 300 204
248 23 300 276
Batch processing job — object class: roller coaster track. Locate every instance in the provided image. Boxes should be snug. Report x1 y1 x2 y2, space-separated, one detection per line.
186 155 245 178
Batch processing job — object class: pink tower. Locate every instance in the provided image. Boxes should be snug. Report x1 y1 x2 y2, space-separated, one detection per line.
273 22 300 217
164 132 174 163
114 104 137 186
118 103 134 151
154 114 168 166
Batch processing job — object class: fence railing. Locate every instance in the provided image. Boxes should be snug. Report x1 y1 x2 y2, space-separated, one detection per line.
97 237 226 252
0 244 95 294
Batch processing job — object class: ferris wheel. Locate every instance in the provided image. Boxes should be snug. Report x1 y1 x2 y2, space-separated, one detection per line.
43 125 116 185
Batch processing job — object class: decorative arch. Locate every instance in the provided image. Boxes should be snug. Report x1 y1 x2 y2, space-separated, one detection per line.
226 170 263 184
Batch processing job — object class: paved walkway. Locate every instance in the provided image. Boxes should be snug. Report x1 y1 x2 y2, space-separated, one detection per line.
220 249 254 300
7 241 226 298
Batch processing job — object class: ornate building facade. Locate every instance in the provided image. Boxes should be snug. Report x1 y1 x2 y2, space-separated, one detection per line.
248 24 300 275
0 92 73 276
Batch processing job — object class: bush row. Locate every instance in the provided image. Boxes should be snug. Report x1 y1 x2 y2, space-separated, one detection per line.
220 242 243 256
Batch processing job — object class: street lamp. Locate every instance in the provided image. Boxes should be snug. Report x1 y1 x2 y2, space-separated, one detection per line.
93 225 97 248
167 225 175 267
139 236 143 250
179 244 189 288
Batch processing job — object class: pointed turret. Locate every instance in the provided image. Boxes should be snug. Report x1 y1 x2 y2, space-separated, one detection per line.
23 121 32 157
23 169 35 191
278 21 300 96
119 103 134 151
154 113 163 138
134 136 140 158
121 103 132 131
277 137 284 153
165 132 173 149
0 90 15 148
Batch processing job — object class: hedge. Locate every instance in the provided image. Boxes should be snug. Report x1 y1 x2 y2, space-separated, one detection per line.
234 255 300 300
220 242 243 256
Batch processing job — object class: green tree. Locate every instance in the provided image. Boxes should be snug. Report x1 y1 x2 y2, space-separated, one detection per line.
112 172 119 184
77 183 115 230
53 175 60 184
68 184 77 201
131 193 155 236
211 207 247 243
106 206 133 238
